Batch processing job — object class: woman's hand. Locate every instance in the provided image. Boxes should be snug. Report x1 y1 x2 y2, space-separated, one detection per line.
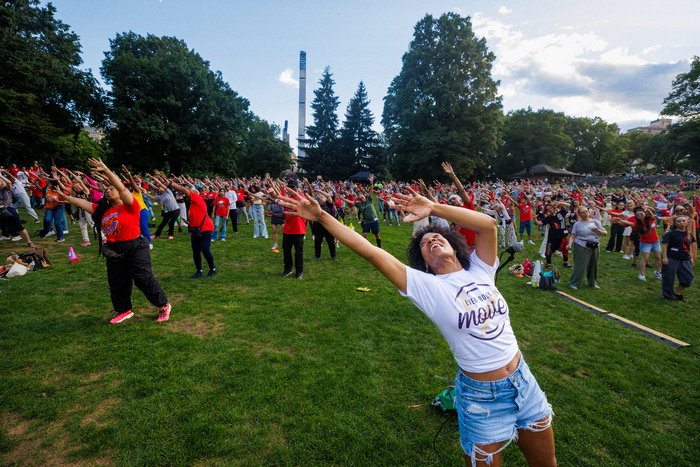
394 187 433 222
88 158 108 173
278 189 323 222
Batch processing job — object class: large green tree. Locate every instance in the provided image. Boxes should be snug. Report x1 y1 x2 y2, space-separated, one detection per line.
496 108 572 178
101 32 250 175
236 117 293 177
382 13 502 182
340 82 385 175
566 117 627 174
299 67 350 178
0 0 106 166
661 56 700 171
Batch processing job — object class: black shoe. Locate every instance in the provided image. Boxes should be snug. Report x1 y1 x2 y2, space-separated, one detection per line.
281 270 293 278
206 269 217 278
179 227 183 233
192 270 203 279
674 294 686 302
631 263 637 268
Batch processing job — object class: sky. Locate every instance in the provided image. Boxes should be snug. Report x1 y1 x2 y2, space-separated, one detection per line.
43 0 699 154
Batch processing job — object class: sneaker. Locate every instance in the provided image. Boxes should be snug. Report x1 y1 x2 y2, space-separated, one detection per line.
221 238 225 242
622 255 631 260
638 274 646 281
281 269 293 278
46 230 55 237
157 304 171 322
569 284 578 290
192 270 203 279
296 273 303 280
653 270 662 280
11 236 21 241
110 311 134 324
528 240 535 245
34 219 41 223
206 269 217 278
178 227 183 233
151 235 157 239
0 236 9 241
149 244 153 250
605 250 612 253
332 257 338 261
168 236 174 240
271 244 278 250
56 238 65 243
63 230 69 234
81 241 91 246
674 294 686 302
70 220 75 225
587 283 600 289
631 263 638 268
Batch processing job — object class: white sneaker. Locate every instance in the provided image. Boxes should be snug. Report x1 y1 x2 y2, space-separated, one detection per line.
622 255 631 260
638 274 646 281
46 230 55 237
653 270 662 280
11 236 21 241
271 244 278 250
528 240 535 245
63 230 69 234
0 236 10 241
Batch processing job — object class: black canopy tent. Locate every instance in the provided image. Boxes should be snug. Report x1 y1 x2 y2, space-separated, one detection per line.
348 171 373 182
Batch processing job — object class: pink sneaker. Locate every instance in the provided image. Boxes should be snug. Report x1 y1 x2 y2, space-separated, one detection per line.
110 311 133 324
81 241 91 247
168 236 174 240
151 235 157 239
157 303 171 322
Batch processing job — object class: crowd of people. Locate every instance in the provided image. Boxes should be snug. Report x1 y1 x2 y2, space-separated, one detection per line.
2 159 698 466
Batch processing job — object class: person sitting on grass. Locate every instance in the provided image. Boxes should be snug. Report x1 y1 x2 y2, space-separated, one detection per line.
661 215 695 302
58 158 171 324
278 187 556 467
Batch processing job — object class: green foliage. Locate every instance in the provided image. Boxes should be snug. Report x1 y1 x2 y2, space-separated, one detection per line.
662 56 700 119
496 108 572 178
566 117 627 174
300 67 352 178
641 130 690 173
101 32 251 176
382 13 502 182
237 117 293 177
0 0 106 166
341 82 386 176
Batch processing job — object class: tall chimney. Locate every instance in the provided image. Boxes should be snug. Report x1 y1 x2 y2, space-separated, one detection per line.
297 51 306 164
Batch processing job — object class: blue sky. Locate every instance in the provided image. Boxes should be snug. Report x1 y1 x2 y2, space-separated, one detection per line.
45 0 699 152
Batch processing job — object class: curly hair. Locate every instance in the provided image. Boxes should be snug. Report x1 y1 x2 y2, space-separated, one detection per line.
406 224 471 274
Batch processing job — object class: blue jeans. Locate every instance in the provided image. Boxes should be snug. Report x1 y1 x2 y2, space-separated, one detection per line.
213 215 227 240
388 209 401 225
250 204 267 238
43 205 65 239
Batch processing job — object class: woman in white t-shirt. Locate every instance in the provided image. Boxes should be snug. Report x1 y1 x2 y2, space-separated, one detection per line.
279 186 556 467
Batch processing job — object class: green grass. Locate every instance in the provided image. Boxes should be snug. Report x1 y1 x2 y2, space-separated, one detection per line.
1 210 699 466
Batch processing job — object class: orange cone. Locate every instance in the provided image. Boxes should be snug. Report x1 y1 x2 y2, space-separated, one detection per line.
68 247 82 263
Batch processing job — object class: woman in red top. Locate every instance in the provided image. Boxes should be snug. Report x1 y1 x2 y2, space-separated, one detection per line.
212 188 230 241
618 205 662 281
59 158 170 324
169 179 217 278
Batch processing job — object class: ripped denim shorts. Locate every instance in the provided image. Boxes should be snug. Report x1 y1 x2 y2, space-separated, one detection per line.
455 355 553 466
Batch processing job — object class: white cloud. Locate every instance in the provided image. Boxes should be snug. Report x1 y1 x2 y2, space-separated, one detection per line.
278 69 298 88
473 13 680 130
498 6 511 14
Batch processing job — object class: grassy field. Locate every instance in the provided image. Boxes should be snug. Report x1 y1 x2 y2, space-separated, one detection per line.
1 208 699 466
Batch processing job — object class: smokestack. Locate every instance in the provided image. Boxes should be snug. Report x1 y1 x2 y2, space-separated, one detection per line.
282 120 289 144
298 51 306 163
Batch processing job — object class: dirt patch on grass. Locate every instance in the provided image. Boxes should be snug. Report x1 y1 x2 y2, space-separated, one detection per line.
81 397 119 428
265 422 287 451
168 315 225 338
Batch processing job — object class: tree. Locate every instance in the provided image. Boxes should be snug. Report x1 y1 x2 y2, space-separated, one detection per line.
496 108 572 178
101 32 250 175
340 82 385 175
566 117 627 174
662 56 700 118
642 132 687 173
299 67 349 178
661 56 700 171
0 0 106 166
236 117 293 177
382 13 502 182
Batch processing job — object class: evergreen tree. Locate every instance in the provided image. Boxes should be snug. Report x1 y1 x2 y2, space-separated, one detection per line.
0 0 106 166
382 13 502 182
299 67 347 178
341 81 385 175
101 32 250 175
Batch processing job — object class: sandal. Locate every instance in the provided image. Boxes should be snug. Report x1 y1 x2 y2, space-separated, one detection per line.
28 242 36 248
563 262 572 268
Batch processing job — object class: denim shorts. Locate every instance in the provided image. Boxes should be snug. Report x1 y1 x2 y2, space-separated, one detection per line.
639 240 661 253
519 220 532 234
455 356 553 466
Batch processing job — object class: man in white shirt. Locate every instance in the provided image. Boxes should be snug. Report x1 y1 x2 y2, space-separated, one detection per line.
225 184 238 233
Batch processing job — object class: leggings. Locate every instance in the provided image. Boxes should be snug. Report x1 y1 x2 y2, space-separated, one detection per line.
191 230 215 272
313 224 336 259
154 210 180 237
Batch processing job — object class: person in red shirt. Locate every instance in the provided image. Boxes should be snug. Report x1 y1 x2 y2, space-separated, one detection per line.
212 188 230 241
169 180 217 278
618 205 662 281
59 158 171 324
278 179 306 279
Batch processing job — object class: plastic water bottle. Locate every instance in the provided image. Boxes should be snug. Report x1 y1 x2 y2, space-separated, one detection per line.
531 260 541 288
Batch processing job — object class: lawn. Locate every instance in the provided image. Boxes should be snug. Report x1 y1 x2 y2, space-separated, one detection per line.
1 209 698 466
